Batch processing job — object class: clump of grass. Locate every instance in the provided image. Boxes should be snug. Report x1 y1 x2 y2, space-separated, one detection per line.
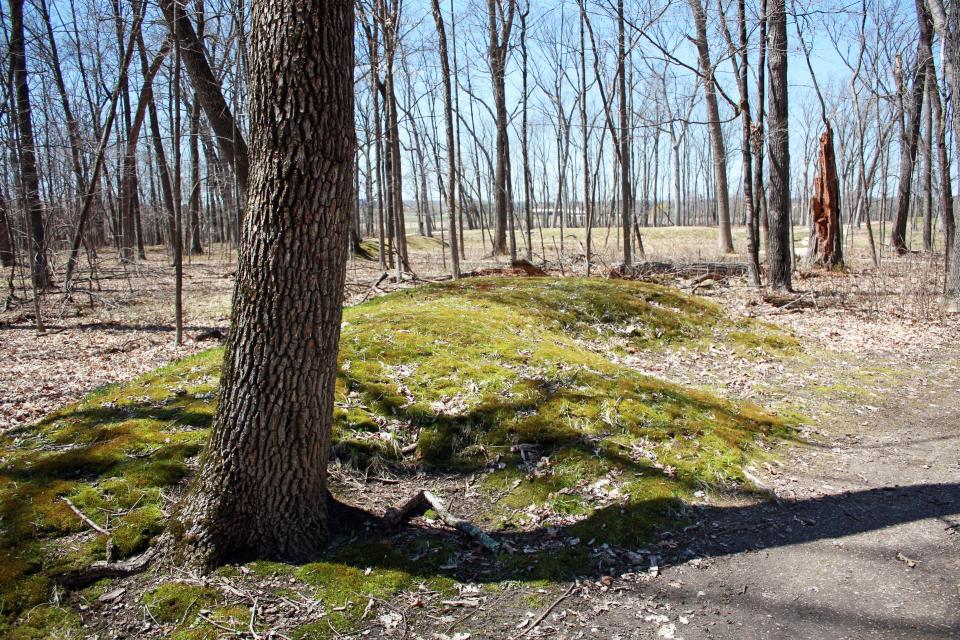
0 276 801 634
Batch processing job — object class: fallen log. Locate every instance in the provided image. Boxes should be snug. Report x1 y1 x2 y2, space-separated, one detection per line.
384 490 500 553
468 259 548 278
609 261 749 280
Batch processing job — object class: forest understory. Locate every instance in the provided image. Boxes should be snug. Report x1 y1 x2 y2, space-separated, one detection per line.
1 228 958 639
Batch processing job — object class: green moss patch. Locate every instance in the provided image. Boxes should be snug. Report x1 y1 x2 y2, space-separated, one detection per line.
143 581 221 623
0 276 801 634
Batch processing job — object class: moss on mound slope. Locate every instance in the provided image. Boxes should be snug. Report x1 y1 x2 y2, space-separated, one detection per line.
0 277 799 638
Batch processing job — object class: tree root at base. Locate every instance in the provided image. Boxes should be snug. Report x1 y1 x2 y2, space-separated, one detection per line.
54 546 159 589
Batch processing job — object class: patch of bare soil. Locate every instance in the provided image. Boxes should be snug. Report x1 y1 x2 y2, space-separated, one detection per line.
552 354 960 640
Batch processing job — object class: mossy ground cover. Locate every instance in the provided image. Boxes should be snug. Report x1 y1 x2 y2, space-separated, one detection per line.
0 277 800 638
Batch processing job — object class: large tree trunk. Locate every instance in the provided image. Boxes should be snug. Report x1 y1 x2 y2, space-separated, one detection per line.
925 0 960 303
766 0 792 290
10 0 52 289
172 0 355 568
891 0 933 254
688 0 734 254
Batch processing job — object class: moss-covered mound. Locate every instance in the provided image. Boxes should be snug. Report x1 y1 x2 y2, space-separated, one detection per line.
0 277 799 638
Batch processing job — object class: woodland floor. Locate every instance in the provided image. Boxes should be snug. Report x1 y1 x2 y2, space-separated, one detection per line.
1 227 958 639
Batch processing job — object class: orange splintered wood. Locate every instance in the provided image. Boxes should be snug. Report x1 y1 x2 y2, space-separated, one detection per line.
811 124 843 269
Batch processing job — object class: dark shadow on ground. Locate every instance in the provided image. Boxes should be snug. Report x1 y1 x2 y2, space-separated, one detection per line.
325 481 960 586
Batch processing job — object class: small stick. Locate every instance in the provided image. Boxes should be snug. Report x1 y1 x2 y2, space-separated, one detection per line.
197 613 240 633
511 582 578 639
62 497 109 535
249 597 260 639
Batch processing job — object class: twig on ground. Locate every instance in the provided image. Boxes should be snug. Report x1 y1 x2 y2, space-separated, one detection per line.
62 497 109 535
510 581 578 639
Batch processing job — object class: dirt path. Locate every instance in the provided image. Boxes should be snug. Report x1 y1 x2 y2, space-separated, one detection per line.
567 353 960 640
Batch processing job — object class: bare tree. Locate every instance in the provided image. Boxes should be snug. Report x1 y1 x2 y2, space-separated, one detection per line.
431 0 460 278
488 0 516 257
688 0 734 253
925 0 960 303
173 0 356 567
9 0 51 289
158 0 249 195
891 0 933 254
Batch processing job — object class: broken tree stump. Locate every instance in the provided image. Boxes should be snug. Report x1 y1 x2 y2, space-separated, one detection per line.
809 123 844 269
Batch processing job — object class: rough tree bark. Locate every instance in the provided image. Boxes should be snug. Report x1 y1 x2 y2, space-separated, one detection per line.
172 0 356 567
766 0 792 290
10 0 52 289
891 0 933 254
925 0 960 304
809 124 843 269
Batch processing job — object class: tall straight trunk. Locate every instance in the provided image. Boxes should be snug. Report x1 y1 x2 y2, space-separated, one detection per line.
891 0 933 253
173 0 355 568
10 0 52 289
0 190 13 267
925 0 960 301
139 34 177 255
521 8 532 261
431 0 459 278
922 75 934 252
361 16 387 271
688 0 734 253
618 0 632 265
114 0 135 261
488 0 515 256
928 57 954 263
766 0 791 290
173 24 184 345
384 61 408 272
735 0 761 284
756 0 769 256
579 6 591 274
189 98 204 255
189 0 206 255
